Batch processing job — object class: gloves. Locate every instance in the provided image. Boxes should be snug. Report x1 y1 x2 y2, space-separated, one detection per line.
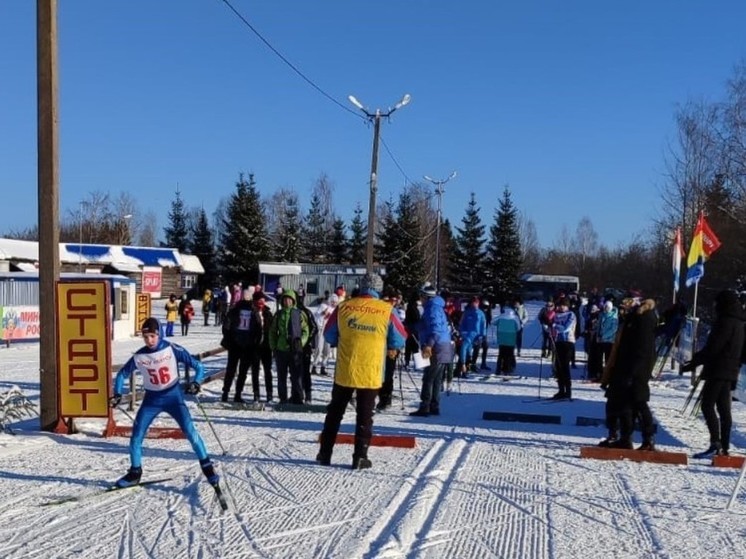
108 394 122 408
387 349 398 359
421 346 433 360
185 382 201 395
542 324 549 332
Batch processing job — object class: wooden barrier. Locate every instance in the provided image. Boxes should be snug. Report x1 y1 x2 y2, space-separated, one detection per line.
483 411 561 425
275 403 328 413
321 433 417 449
712 454 745 469
580 446 688 466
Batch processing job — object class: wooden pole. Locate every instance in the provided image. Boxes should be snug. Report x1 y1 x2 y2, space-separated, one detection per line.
37 0 61 431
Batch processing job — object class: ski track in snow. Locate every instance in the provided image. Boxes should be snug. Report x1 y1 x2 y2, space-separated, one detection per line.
5 303 746 557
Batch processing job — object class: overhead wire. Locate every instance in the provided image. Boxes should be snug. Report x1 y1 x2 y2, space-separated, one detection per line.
216 0 415 187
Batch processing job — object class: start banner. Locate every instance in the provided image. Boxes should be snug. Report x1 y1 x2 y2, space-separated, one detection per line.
56 281 112 418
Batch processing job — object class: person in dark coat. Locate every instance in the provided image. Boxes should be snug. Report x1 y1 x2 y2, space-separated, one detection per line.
220 290 260 403
601 297 658 450
682 290 745 457
250 293 275 402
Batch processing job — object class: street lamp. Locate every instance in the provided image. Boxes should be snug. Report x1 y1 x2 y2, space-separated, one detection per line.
423 171 457 291
348 93 411 273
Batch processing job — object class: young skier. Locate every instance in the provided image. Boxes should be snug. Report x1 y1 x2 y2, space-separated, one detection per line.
109 317 221 495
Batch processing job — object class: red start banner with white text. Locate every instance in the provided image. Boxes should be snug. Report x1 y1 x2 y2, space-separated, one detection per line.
1 306 41 341
141 266 162 297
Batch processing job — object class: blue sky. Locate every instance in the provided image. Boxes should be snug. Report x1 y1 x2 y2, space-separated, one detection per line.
1 1 745 248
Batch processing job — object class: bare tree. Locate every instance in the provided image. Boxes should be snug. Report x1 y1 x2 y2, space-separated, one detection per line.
137 210 159 246
518 211 540 272
658 101 721 241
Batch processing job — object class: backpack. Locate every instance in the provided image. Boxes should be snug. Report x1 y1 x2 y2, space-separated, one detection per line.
303 307 319 349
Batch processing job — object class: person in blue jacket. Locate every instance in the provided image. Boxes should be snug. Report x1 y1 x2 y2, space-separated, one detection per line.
410 285 455 417
551 298 577 400
109 317 219 489
458 296 486 376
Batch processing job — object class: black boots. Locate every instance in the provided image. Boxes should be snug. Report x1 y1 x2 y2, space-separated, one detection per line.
409 406 429 417
352 456 372 470
316 451 332 466
693 443 725 459
637 439 655 451
115 466 142 488
199 458 219 484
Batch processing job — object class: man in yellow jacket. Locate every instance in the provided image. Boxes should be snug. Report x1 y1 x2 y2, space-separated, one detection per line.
316 273 408 469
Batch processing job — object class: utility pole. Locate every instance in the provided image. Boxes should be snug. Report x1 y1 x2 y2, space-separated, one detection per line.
423 172 457 291
348 94 411 273
37 0 61 431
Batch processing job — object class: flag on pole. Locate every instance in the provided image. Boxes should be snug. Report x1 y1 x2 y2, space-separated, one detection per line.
685 213 722 287
673 227 683 293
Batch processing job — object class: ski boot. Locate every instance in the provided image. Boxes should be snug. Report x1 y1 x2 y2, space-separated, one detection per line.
115 466 142 489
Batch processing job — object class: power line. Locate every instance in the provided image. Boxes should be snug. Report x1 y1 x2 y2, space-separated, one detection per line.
217 0 363 120
217 0 416 192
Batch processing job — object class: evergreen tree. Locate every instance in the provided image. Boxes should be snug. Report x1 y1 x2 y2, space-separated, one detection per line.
486 186 523 304
276 192 304 262
191 208 217 292
163 187 190 251
328 216 349 264
449 193 487 294
303 193 328 263
219 173 270 284
349 203 367 265
377 192 427 294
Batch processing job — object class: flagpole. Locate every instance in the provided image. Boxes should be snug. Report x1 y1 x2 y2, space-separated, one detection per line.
692 282 699 319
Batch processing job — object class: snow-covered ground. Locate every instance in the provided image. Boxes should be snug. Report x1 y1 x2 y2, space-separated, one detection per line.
1 302 746 559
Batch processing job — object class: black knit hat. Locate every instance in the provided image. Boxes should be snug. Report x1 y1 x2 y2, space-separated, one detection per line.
141 317 161 335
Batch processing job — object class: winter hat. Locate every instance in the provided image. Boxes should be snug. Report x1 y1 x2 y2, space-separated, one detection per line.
420 284 437 298
359 273 384 293
590 304 600 313
141 317 161 335
328 294 340 306
603 300 613 312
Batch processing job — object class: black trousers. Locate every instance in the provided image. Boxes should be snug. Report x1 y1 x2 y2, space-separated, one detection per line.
251 346 273 400
276 350 304 404
554 341 574 397
223 345 253 398
701 379 733 450
320 384 378 459
378 355 396 406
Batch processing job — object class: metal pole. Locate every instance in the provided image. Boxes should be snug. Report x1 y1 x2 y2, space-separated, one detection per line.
349 94 410 273
423 172 456 291
435 184 443 290
366 112 381 274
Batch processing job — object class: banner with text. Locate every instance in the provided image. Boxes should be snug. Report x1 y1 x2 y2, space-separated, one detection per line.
141 266 162 298
56 281 112 418
1 306 41 341
135 292 152 334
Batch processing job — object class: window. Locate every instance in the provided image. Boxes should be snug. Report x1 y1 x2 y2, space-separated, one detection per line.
181 274 197 289
306 279 318 295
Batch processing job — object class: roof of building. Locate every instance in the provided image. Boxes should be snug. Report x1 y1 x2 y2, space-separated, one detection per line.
0 238 202 273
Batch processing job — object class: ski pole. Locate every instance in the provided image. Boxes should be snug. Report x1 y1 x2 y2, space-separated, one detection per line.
397 354 405 410
116 405 136 423
194 394 228 456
